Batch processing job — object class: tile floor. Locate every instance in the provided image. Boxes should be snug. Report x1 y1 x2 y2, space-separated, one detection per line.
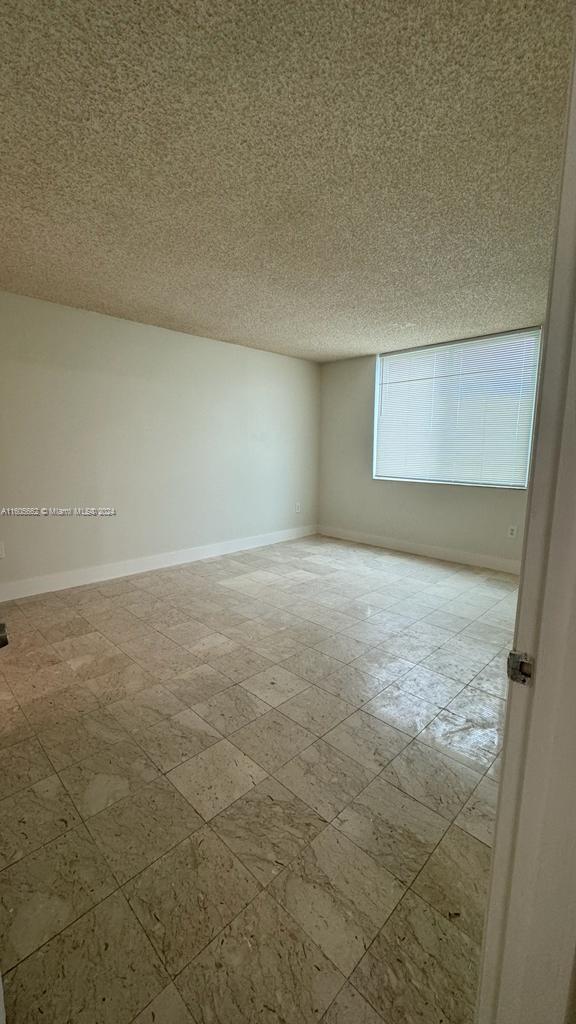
0 536 515 1023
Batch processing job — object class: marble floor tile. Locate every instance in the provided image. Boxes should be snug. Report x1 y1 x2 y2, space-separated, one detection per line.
231 709 315 772
283 622 337 646
192 683 269 735
471 657 509 700
124 826 259 975
175 891 344 1023
0 825 116 970
275 739 374 820
323 711 409 772
134 708 221 771
412 825 492 944
119 633 202 680
455 778 499 846
448 687 507 727
0 699 33 749
133 984 195 1024
207 648 275 684
60 739 160 817
164 664 234 705
168 739 267 819
350 650 413 684
240 664 309 705
212 777 326 885
315 664 389 706
397 664 466 705
0 775 80 870
314 634 374 664
87 777 203 883
4 661 79 705
281 648 344 685
19 685 99 730
487 753 502 780
364 685 441 736
84 662 155 704
37 709 128 769
107 683 187 733
270 826 404 975
333 776 447 883
53 631 132 681
378 632 441 662
0 738 53 801
4 891 167 1024
351 891 480 1024
381 741 482 819
279 685 356 736
160 618 214 648
245 634 308 663
422 639 495 685
418 710 499 772
82 607 150 643
322 983 385 1023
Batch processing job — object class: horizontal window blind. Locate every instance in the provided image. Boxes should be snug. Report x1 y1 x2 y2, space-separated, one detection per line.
373 329 541 488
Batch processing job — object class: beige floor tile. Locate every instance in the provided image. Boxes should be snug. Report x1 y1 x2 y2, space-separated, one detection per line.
87 777 203 883
4 891 167 1024
381 741 482 819
0 738 53 801
455 777 499 846
159 619 214 648
124 826 259 975
418 710 499 772
275 739 374 820
323 711 409 772
281 648 343 685
322 983 385 1023
364 685 441 736
192 684 269 735
279 685 355 736
84 662 155 704
119 633 202 680
351 891 480 1024
0 826 116 971
240 664 309 706
207 648 274 684
0 699 33 749
107 684 187 733
168 739 267 819
133 984 194 1024
412 825 492 944
134 708 221 771
314 635 373 664
53 632 132 682
4 661 78 705
231 709 315 772
0 775 80 870
19 685 99 730
333 776 447 883
164 664 234 705
315 664 388 706
60 739 160 817
270 826 404 975
212 777 326 885
38 709 128 769
176 891 344 1023
82 608 150 643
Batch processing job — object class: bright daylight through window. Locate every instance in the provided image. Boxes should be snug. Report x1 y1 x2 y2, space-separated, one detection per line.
373 328 541 488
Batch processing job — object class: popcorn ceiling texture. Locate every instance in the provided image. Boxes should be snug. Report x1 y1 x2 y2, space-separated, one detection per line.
0 0 573 361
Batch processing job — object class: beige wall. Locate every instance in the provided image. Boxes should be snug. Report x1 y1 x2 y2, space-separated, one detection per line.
319 356 527 571
0 293 319 589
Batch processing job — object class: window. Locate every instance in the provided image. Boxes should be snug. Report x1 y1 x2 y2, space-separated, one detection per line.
373 328 540 488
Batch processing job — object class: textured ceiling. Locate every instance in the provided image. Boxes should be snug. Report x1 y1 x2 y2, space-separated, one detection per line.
0 1 573 361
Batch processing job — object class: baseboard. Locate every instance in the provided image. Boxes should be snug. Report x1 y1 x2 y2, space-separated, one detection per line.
318 525 521 575
0 525 318 601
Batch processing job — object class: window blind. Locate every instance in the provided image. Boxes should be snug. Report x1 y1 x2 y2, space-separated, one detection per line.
373 328 541 488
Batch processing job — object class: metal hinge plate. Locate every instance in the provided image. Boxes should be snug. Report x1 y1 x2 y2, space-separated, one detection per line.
507 649 534 686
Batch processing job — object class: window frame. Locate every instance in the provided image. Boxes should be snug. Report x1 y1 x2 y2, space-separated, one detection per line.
372 327 542 490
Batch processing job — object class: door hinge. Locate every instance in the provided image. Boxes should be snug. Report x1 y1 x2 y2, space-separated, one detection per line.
507 649 534 686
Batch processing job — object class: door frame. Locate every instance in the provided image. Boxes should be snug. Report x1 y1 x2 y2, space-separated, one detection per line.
477 51 576 1024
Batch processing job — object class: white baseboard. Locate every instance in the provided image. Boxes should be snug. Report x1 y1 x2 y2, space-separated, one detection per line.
0 525 318 601
319 525 521 575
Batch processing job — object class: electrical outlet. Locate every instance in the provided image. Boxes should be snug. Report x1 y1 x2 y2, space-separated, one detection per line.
507 525 518 539
0 541 5 558
295 502 302 514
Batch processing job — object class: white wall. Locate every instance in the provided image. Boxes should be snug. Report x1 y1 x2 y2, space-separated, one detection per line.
319 356 527 572
0 293 319 592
